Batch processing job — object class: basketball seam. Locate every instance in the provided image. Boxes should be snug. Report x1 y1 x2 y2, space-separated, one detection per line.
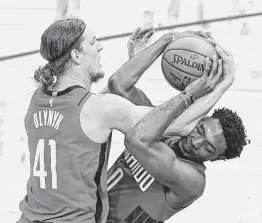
165 34 216 50
162 57 201 78
164 48 207 59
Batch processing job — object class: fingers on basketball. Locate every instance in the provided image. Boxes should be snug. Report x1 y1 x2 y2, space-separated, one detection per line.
210 59 223 89
207 38 232 60
195 31 209 39
215 46 229 61
206 32 213 39
217 59 223 80
207 38 216 46
202 57 212 80
208 55 218 82
215 43 233 59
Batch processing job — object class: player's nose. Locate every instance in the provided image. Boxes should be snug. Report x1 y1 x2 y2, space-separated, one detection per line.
97 42 103 52
191 137 205 149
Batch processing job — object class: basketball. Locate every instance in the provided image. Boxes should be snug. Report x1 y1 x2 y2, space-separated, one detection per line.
161 35 217 91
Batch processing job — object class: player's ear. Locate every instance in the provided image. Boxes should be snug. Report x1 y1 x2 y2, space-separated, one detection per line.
71 49 81 64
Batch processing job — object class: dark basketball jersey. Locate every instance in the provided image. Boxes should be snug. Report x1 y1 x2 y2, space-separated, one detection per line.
18 85 112 223
107 146 206 223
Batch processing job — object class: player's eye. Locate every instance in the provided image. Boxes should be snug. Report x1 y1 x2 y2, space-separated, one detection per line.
197 125 204 135
206 144 215 154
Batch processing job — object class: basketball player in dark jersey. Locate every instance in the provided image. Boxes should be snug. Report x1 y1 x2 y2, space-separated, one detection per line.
17 19 216 223
106 32 249 222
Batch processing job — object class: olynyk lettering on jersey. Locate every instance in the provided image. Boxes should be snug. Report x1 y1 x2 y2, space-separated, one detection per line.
33 110 64 130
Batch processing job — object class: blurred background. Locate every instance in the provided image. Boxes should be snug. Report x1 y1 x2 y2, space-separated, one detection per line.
0 0 261 222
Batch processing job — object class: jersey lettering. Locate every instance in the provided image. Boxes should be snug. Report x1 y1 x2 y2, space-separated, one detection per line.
33 139 57 189
107 167 124 191
33 110 64 130
124 149 155 192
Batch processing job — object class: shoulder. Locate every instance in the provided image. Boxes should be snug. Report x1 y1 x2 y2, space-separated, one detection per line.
79 93 124 143
173 159 206 195
81 93 136 127
90 92 131 103
166 162 206 209
86 93 135 112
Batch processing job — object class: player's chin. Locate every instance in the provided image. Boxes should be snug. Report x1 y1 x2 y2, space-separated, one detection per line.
91 69 105 83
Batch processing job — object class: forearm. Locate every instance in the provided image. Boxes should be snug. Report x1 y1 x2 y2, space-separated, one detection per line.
108 36 171 94
165 81 232 136
180 81 231 123
127 93 192 144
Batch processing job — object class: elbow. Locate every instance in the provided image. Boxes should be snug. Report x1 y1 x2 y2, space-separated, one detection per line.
108 76 125 95
124 130 140 150
124 129 149 151
107 76 119 94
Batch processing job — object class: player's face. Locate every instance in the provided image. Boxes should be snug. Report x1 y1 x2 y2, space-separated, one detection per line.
178 117 227 162
79 28 105 82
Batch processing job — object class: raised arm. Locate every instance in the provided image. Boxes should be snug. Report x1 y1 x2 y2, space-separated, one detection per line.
107 32 171 100
107 29 214 98
103 28 214 107
166 41 236 137
123 45 235 208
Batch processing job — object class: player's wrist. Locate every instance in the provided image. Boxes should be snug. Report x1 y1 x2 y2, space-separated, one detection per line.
179 92 193 109
181 91 196 104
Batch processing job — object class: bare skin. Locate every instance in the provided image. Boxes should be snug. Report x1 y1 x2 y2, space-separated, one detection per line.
76 29 217 143
124 43 235 209
106 28 235 209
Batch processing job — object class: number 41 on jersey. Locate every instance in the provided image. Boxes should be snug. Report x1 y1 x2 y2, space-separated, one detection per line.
33 139 57 189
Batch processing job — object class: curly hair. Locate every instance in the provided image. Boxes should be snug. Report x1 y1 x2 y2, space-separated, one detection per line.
211 107 249 161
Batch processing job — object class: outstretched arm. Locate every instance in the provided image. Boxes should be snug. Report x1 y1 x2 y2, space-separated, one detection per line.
107 27 156 106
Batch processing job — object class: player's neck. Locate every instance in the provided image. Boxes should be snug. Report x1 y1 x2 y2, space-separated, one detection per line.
51 70 92 92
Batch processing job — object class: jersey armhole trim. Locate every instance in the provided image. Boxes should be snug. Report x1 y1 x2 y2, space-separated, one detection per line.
78 91 91 106
78 92 102 147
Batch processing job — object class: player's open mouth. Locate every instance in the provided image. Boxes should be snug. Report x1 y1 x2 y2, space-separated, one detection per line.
179 139 192 154
183 141 192 153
